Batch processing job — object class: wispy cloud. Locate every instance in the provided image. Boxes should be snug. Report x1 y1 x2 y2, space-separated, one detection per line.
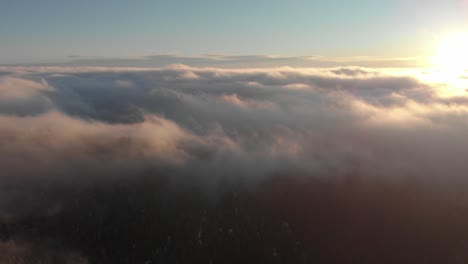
1 54 429 68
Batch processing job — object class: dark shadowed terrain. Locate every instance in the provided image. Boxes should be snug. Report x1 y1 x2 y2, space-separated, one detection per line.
3 173 468 264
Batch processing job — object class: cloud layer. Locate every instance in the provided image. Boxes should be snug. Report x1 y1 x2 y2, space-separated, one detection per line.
2 66 467 182
1 65 468 263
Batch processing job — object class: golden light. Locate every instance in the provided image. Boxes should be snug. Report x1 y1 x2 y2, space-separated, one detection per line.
432 32 468 70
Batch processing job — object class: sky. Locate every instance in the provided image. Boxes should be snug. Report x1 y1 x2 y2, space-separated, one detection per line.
1 0 468 64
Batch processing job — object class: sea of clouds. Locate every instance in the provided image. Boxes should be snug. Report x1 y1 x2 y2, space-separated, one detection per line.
1 64 468 263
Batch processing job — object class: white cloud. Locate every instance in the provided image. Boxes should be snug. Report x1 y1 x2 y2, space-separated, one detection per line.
0 65 466 184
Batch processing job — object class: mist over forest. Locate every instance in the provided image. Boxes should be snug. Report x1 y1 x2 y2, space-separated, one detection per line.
1 65 468 263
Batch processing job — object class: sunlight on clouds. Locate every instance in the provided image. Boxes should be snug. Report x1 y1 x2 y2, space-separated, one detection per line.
384 67 468 98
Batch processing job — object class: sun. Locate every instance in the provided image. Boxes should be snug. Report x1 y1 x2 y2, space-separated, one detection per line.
432 32 468 70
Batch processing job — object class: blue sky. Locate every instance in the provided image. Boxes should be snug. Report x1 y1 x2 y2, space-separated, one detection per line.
1 0 467 64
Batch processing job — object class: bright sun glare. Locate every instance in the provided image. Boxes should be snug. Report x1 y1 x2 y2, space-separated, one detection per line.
419 32 468 96
432 32 468 70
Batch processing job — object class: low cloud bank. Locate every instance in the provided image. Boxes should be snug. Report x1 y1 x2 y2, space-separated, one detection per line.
1 66 467 184
1 65 468 263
